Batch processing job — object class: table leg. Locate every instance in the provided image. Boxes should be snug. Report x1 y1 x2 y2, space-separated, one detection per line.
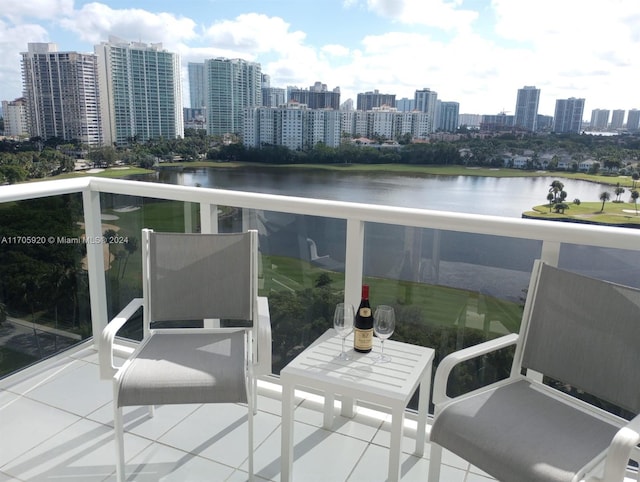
281 381 295 482
415 362 432 456
388 405 404 482
340 395 355 418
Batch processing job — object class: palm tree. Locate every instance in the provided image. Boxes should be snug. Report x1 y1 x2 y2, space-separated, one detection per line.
548 180 565 204
546 192 554 212
631 190 639 215
599 191 611 212
614 183 625 202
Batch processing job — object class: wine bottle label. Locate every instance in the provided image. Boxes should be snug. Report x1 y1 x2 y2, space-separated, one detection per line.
354 327 373 351
359 307 371 317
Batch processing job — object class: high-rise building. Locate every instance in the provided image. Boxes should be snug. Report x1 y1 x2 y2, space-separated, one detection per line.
627 109 640 131
261 74 285 107
590 109 610 130
95 37 183 145
414 88 438 133
188 62 206 109
514 86 540 132
21 42 102 146
438 102 460 132
395 98 415 112
205 57 262 136
356 90 396 111
610 109 625 130
289 82 340 110
552 98 585 134
458 114 482 129
1 98 29 137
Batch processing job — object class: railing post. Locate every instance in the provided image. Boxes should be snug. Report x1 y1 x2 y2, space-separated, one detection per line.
344 219 365 308
540 240 561 266
200 203 218 234
82 187 108 350
183 202 193 233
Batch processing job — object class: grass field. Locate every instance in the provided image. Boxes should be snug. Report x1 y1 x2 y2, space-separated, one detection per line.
525 201 640 226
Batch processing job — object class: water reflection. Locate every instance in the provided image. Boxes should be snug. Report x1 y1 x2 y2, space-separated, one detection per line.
151 167 611 218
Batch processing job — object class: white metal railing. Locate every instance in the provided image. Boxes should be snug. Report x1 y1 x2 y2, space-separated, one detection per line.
2 176 640 354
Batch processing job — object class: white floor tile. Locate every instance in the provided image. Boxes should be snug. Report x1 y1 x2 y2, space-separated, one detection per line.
0 397 80 467
2 418 150 481
24 361 113 416
348 442 435 481
159 403 280 469
123 442 236 481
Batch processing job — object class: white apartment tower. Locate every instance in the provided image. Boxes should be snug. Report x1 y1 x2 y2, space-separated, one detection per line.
21 43 102 146
95 37 183 146
1 98 29 137
514 86 540 132
553 98 585 134
205 58 262 137
188 62 206 109
414 88 438 133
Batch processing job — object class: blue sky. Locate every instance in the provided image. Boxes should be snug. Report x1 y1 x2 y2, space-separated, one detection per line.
2 0 640 117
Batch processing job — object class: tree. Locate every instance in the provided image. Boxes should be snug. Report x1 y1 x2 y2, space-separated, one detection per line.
631 190 639 215
599 191 611 212
614 183 625 202
632 172 639 189
546 192 554 212
548 180 567 204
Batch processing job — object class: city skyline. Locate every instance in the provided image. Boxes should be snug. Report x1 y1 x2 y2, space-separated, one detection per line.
1 0 639 117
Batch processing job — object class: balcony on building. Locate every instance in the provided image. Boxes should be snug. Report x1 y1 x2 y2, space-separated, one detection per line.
1 176 639 481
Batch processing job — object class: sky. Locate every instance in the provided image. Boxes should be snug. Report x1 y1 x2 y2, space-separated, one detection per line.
1 0 639 117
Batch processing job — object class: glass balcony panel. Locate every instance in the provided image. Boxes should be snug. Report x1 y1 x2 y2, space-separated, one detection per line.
99 193 199 340
363 223 543 405
253 210 347 374
559 244 640 288
0 194 90 377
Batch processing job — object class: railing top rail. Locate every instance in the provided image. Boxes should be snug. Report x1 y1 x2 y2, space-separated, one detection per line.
2 176 639 252
0 177 90 203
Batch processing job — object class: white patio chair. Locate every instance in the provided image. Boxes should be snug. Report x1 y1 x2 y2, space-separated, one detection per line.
429 260 640 482
99 229 271 482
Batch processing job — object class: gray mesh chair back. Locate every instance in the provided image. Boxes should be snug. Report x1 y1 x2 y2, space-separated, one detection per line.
147 231 254 323
521 263 640 413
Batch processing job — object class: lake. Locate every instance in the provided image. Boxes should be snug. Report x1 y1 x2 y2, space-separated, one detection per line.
151 166 611 218
134 166 639 299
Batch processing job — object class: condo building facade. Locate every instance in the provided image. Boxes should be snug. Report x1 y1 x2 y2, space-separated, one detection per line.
21 42 102 146
95 37 183 146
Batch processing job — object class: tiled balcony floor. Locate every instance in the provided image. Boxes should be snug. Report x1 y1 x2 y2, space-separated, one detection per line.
0 341 495 482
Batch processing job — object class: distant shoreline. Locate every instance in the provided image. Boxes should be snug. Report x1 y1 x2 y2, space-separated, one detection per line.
156 161 638 188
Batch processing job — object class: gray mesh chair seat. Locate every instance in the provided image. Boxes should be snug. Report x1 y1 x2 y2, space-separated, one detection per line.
428 261 640 482
99 230 271 482
117 331 247 407
431 379 620 482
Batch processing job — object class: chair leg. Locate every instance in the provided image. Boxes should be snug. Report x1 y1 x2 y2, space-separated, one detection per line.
428 442 443 482
248 384 255 481
113 398 126 482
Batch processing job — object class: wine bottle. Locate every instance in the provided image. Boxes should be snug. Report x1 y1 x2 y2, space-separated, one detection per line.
354 285 373 353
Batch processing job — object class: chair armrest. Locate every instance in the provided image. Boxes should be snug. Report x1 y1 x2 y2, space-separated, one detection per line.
99 298 144 380
254 296 272 377
432 333 519 406
592 413 640 482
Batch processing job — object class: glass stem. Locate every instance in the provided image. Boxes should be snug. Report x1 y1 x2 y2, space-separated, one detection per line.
341 337 345 354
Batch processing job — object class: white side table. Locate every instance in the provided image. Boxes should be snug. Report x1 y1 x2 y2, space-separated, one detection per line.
280 328 435 482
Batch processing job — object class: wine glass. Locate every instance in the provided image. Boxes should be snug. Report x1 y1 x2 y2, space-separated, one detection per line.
373 305 395 363
333 303 355 360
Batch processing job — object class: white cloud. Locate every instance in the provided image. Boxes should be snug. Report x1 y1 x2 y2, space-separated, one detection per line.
321 44 350 57
2 0 73 21
0 19 49 100
366 0 478 31
204 13 306 54
59 3 197 49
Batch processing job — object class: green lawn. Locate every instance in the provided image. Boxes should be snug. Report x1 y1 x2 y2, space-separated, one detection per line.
525 201 640 226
